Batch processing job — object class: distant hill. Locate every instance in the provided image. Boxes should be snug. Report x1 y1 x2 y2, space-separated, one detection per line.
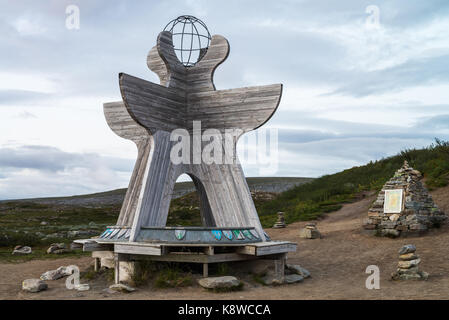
0 177 313 207
255 138 449 226
1 139 448 250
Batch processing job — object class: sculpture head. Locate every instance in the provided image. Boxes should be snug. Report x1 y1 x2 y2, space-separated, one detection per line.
146 15 230 93
163 15 211 67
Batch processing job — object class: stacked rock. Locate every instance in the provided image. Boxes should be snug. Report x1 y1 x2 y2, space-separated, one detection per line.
272 212 286 228
363 160 446 237
391 244 428 280
299 223 321 239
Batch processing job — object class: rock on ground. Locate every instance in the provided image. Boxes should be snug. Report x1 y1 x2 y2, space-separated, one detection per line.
40 265 75 280
286 264 311 278
75 284 90 291
109 283 136 293
22 279 48 293
12 245 32 255
284 274 304 284
47 243 70 254
198 276 241 289
57 266 74 276
40 269 65 281
299 228 321 239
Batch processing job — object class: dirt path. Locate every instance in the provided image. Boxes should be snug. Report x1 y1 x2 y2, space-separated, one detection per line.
2 187 449 300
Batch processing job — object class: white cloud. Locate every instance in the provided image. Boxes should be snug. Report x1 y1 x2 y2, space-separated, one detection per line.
11 17 47 36
0 72 59 94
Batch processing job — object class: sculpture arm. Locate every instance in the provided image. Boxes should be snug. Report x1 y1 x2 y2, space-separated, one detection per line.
103 101 150 142
119 73 186 133
187 83 282 132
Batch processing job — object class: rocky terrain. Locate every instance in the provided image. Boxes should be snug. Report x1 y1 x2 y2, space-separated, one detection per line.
1 184 449 300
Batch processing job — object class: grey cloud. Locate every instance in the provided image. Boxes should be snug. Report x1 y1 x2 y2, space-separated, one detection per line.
0 90 51 105
328 54 449 97
0 145 134 200
0 145 133 172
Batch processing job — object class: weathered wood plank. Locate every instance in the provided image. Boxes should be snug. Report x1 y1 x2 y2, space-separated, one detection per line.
115 243 162 256
83 242 114 252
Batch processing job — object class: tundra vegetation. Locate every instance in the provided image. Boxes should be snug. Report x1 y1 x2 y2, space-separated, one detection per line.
0 139 448 262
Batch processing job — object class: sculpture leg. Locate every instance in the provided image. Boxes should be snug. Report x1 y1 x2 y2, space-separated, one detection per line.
130 131 182 240
190 174 215 226
116 139 152 227
188 163 266 241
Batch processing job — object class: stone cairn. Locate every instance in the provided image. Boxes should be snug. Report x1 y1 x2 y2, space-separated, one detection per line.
391 244 428 280
272 212 286 228
363 161 446 237
299 223 321 239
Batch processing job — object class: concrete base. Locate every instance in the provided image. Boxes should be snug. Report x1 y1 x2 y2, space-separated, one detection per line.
118 261 136 284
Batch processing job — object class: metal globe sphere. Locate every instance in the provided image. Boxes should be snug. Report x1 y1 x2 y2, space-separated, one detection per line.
163 15 211 67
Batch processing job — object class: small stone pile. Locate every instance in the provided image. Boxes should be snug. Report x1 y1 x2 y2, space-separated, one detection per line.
299 223 321 239
391 244 428 280
363 161 446 237
272 212 286 228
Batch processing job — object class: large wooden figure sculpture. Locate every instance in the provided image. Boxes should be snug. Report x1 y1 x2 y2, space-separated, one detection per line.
102 16 282 244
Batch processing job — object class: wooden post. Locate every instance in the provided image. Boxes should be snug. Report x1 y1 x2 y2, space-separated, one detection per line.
203 263 209 278
114 253 120 284
94 257 100 272
274 253 286 283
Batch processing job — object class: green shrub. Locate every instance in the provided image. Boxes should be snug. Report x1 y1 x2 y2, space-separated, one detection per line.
154 267 193 288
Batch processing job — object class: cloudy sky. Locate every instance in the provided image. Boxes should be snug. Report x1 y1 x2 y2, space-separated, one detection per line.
1 0 449 200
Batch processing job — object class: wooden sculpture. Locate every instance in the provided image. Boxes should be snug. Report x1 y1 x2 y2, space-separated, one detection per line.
103 30 282 243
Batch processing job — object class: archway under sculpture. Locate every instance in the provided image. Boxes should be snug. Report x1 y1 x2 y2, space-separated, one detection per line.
74 17 296 283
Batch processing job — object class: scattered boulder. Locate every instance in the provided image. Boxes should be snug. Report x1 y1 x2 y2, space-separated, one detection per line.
40 221 48 226
286 264 311 278
40 265 76 281
12 245 32 255
47 243 70 254
284 274 304 284
391 244 428 280
40 269 64 281
272 212 286 228
22 279 48 293
75 284 90 291
299 223 321 239
57 266 74 276
198 276 241 289
109 283 136 293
